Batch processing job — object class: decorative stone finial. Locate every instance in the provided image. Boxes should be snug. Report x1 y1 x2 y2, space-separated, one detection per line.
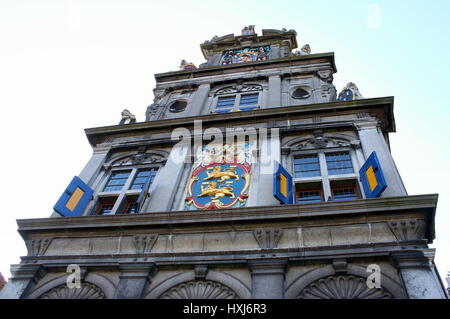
119 109 136 125
337 82 364 101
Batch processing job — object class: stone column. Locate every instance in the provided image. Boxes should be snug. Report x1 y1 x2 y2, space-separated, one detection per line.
144 142 189 212
266 75 281 108
0 264 45 299
392 250 447 299
114 263 157 299
249 260 287 299
355 120 407 197
189 82 211 116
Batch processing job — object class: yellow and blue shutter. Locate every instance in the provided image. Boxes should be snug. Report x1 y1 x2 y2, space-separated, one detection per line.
54 176 94 217
273 161 294 205
359 152 388 199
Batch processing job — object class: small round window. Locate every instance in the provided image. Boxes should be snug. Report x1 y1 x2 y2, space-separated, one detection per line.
169 100 187 113
292 87 311 99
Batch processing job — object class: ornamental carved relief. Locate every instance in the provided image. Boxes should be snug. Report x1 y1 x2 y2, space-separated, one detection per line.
215 84 262 96
26 238 52 256
160 280 238 299
133 234 158 254
388 219 426 242
253 228 283 249
39 283 105 299
297 275 392 299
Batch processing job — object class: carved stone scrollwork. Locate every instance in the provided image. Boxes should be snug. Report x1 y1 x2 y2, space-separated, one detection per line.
26 238 52 256
216 84 262 96
160 280 238 299
293 136 351 150
115 151 167 167
39 283 105 299
133 234 158 254
297 275 392 299
388 219 426 242
253 229 283 249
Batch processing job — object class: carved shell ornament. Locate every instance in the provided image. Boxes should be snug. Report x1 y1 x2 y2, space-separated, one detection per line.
297 275 392 299
39 283 105 299
160 280 238 299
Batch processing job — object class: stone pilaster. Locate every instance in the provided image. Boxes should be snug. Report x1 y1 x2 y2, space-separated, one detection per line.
0 264 45 299
392 250 447 299
114 263 157 299
355 119 407 197
249 259 287 299
190 82 211 116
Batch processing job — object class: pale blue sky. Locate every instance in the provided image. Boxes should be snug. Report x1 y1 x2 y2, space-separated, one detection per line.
0 0 449 285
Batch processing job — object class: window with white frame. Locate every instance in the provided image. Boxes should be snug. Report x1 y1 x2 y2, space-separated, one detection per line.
293 149 362 203
95 166 159 215
213 83 262 113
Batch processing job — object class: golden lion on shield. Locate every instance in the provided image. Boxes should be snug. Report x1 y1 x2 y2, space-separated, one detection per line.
203 165 239 182
198 181 235 200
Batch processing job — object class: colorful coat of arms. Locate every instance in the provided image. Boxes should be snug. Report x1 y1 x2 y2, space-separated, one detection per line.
185 144 253 210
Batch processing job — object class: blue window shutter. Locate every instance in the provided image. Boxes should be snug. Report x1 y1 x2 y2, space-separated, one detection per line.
53 176 94 217
359 152 388 199
273 161 294 205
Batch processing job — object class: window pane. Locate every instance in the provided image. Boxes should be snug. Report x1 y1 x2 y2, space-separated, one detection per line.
298 190 322 203
217 96 236 109
332 188 357 201
98 204 114 215
130 168 158 190
294 155 321 178
103 171 131 192
326 152 354 175
125 202 137 214
239 94 258 106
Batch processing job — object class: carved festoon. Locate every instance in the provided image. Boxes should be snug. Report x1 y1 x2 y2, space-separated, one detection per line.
26 238 52 256
388 219 426 242
253 228 283 249
133 234 158 254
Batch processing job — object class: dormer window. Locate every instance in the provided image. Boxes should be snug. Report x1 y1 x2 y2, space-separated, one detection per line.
213 83 262 113
215 93 260 113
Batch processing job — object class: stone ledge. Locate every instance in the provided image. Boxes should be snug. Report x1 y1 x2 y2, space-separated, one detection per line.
17 194 437 241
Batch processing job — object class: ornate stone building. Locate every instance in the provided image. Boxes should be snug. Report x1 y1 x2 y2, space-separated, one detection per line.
0 26 447 299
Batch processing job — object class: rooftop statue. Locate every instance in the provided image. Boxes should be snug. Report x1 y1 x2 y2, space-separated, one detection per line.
295 44 311 56
241 25 256 36
119 109 136 125
337 82 364 101
180 59 197 70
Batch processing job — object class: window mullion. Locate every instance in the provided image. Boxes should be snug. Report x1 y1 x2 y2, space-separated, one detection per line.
319 152 332 201
235 94 241 110
124 168 138 191
110 193 126 215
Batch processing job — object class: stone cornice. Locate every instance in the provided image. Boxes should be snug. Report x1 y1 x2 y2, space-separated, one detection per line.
155 53 337 83
84 97 395 147
17 194 437 243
